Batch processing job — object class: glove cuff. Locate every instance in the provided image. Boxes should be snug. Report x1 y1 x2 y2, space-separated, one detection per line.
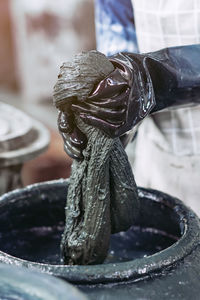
109 52 156 127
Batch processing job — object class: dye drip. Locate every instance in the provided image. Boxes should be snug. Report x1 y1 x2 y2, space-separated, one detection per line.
53 50 139 265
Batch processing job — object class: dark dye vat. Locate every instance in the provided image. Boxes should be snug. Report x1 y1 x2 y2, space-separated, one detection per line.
0 179 179 266
0 178 199 295
0 224 177 265
105 226 178 263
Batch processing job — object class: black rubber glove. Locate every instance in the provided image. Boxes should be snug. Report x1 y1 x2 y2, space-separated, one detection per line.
58 52 155 158
71 53 155 137
58 110 87 160
58 44 200 159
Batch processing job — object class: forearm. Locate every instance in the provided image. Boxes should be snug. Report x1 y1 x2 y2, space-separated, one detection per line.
120 44 200 116
65 46 200 141
148 44 200 113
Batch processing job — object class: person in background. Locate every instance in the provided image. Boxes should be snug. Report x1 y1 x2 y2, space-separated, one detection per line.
58 0 200 216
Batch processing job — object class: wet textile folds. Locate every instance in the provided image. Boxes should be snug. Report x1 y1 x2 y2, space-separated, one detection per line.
54 51 139 265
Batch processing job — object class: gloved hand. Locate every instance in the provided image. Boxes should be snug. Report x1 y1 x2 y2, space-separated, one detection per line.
58 45 200 159
58 52 156 159
71 52 155 137
58 110 87 160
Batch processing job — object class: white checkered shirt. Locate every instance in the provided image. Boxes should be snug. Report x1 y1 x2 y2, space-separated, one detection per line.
132 0 200 155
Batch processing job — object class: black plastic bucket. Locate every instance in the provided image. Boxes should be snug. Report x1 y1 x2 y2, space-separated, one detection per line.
0 179 199 299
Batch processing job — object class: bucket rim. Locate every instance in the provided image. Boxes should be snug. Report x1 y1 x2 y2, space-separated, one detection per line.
0 179 199 284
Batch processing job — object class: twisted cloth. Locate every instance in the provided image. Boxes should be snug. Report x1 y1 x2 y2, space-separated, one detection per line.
53 51 139 265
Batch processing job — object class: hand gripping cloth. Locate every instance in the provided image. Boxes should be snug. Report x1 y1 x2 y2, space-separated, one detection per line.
53 51 139 265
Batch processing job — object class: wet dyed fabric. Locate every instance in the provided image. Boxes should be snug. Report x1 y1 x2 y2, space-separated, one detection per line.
54 51 139 265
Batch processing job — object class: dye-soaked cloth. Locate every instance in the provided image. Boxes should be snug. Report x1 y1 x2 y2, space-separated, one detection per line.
54 51 139 265
61 118 139 265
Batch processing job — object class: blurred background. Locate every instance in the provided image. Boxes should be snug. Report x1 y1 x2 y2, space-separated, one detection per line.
0 0 96 187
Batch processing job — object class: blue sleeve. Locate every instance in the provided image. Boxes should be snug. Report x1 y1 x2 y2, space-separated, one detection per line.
95 0 138 56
